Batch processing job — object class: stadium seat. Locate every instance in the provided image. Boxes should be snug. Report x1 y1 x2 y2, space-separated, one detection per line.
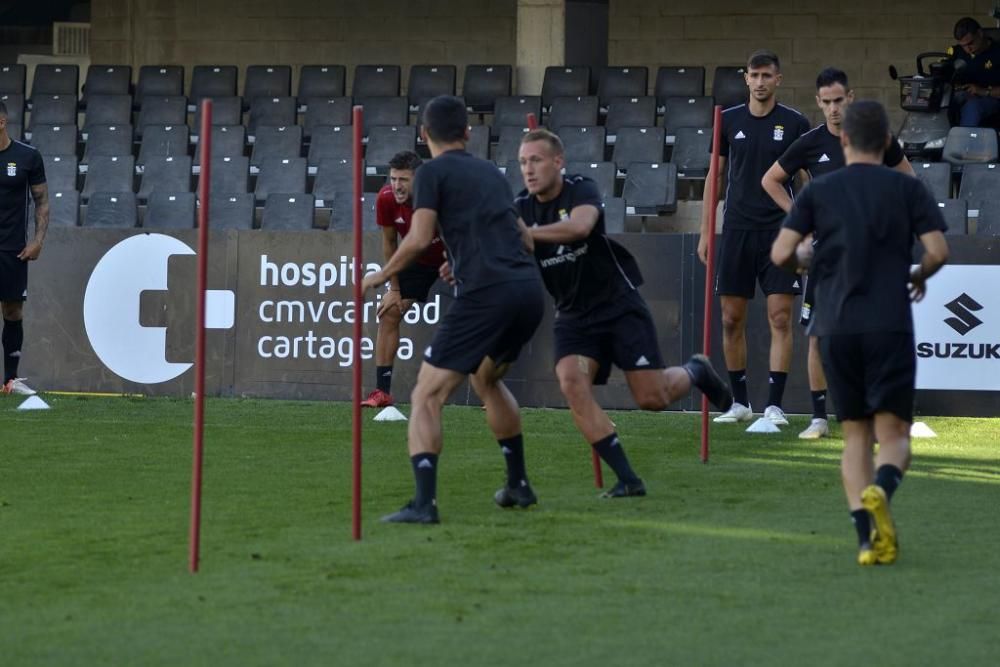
190 66 238 105
612 127 665 170
206 192 255 230
597 67 648 107
935 199 968 234
297 65 347 103
605 96 656 135
329 191 376 231
30 65 79 101
654 67 705 109
201 155 249 194
463 65 512 114
942 127 999 165
248 96 297 134
250 125 303 168
84 191 137 228
493 96 542 138
82 94 132 133
307 125 352 168
82 155 135 201
913 161 952 200
670 127 712 178
82 124 133 164
28 94 76 129
42 155 78 193
466 125 490 160
81 65 131 106
957 162 1000 207
565 161 615 201
407 65 456 109
138 155 192 200
244 65 292 106
0 64 26 94
28 124 77 158
352 65 401 97
144 191 196 229
136 66 184 105
136 96 187 138
194 125 245 164
366 125 417 172
254 156 307 201
6 123 22 141
312 157 355 204
504 160 525 195
560 126 606 163
261 193 316 230
302 97 352 138
1 93 25 127
712 67 748 109
977 199 1000 234
546 96 599 132
622 162 678 214
356 97 408 135
193 96 243 131
494 126 530 166
604 196 626 233
47 190 79 226
662 96 714 142
541 66 590 109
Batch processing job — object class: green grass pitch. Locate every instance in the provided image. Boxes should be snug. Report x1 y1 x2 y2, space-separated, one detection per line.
2 395 998 665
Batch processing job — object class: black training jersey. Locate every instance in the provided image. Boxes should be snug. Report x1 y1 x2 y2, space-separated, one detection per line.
948 40 1000 87
413 149 539 296
720 103 810 230
516 175 643 314
783 164 947 337
0 139 45 251
778 124 905 178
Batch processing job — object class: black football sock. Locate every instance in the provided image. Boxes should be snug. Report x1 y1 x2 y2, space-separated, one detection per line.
498 434 528 488
728 370 748 406
811 390 828 420
375 365 393 393
592 433 640 484
2 319 23 384
767 371 788 408
875 464 904 501
851 509 872 547
411 453 438 508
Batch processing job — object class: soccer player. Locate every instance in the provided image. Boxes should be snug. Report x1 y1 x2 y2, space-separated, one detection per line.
699 50 810 426
761 68 915 439
360 150 446 409
517 129 733 497
360 96 545 524
0 101 46 396
771 100 949 566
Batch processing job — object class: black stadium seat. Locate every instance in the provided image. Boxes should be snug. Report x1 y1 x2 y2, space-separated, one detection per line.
605 96 656 135
248 96 297 134
47 190 79 226
712 66 748 109
298 65 347 103
84 191 137 228
560 126 605 163
541 66 590 109
194 125 245 164
190 65 238 105
261 193 316 230
28 94 77 129
604 196 626 233
407 65 456 109
565 161 615 201
936 199 968 234
366 125 417 172
597 66 647 107
655 66 705 108
1 93 25 127
957 162 1000 207
82 94 132 131
302 97 352 138
612 127 665 170
145 192 196 229
6 123 22 141
202 155 249 194
623 162 678 214
493 96 542 138
82 155 134 201
504 160 524 195
356 97 408 135
546 96 599 132
193 96 243 131
463 65 512 114
82 124 133 163
244 65 292 105
466 125 490 160
912 161 951 200
662 96 714 140
30 64 79 100
0 64 26 94
42 155 77 193
136 66 184 104
670 127 712 178
352 65 401 97
942 127 999 165
28 124 77 158
312 158 355 203
82 65 131 105
250 125 303 168
254 156 307 201
494 126 529 166
307 125 352 168
138 155 192 200
207 192 255 230
137 96 187 137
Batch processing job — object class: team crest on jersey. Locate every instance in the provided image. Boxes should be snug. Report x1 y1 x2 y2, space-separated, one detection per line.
6 163 15 177
773 125 784 141
987 60 994 70
558 208 569 220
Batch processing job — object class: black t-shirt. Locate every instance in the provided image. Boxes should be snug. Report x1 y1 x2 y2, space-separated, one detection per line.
778 124 905 178
948 40 1000 87
720 103 810 230
413 149 539 296
516 175 643 314
783 164 947 337
0 140 45 251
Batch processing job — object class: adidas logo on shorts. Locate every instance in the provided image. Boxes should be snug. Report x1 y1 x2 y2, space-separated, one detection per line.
635 355 650 367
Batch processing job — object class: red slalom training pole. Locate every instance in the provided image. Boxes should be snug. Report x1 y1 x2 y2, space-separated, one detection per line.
189 98 213 573
526 111 602 487
700 105 723 464
351 106 364 541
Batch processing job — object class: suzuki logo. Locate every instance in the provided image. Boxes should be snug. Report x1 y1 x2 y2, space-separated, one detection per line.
943 293 984 336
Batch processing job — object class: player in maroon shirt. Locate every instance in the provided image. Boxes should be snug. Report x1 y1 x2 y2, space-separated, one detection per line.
361 151 446 408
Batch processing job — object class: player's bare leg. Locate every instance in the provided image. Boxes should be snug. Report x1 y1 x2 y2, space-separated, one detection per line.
799 336 830 438
1 300 30 395
763 292 795 424
716 295 753 421
840 419 878 564
861 411 912 564
624 367 690 411
363 298 415 408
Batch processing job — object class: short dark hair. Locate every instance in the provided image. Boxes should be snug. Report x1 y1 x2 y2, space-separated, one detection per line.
388 150 422 172
842 100 889 154
422 95 468 144
747 50 780 71
816 67 849 91
521 128 564 156
954 17 981 41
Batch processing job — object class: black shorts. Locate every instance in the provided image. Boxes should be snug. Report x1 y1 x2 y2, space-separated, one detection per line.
0 250 28 302
820 332 916 423
554 289 665 386
398 263 438 302
715 228 802 298
424 279 544 375
800 272 816 328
